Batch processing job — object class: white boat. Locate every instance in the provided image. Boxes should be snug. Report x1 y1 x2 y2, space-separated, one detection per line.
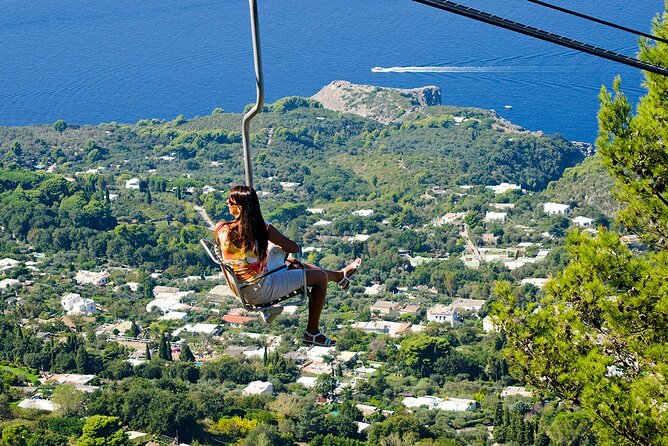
504 105 513 109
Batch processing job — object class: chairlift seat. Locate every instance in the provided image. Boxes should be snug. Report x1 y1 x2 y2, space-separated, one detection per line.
200 239 308 323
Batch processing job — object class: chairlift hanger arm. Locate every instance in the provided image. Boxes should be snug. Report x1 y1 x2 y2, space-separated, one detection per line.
241 0 264 189
412 0 668 77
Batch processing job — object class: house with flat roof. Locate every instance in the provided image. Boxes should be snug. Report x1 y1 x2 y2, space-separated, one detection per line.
402 396 476 412
426 304 460 327
450 298 487 316
0 258 19 272
543 202 570 215
243 380 273 395
350 321 412 337
364 282 385 295
75 270 110 286
125 178 140 189
485 212 507 223
573 216 594 227
501 386 534 398
61 293 96 316
486 183 521 194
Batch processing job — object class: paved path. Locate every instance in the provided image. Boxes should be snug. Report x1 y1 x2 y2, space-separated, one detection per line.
193 204 215 231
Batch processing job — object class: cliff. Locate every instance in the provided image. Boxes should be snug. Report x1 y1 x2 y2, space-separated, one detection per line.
312 80 441 124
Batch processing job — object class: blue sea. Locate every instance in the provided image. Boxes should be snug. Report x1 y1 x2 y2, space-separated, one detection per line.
0 0 663 142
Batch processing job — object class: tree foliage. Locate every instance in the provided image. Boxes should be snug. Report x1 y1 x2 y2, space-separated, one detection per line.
494 10 668 445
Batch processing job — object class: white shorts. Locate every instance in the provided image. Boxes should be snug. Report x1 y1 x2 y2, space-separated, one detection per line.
241 269 305 306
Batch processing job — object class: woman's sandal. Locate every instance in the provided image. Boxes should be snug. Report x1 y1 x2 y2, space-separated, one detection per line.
337 258 362 290
303 331 336 347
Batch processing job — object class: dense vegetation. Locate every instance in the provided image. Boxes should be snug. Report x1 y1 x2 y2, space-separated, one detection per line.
0 28 656 445
494 10 668 446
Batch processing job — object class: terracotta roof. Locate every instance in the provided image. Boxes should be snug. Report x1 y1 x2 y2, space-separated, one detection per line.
222 314 255 325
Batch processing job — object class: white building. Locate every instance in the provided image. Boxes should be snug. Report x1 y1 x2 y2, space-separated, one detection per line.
520 278 550 289
450 298 487 315
350 321 412 337
125 178 141 189
279 181 300 190
501 386 534 398
482 315 499 333
434 212 467 226
352 209 374 217
146 288 193 314
307 208 325 214
364 282 385 295
573 216 594 227
75 270 110 286
61 293 96 316
490 203 515 210
243 380 273 395
543 202 570 215
486 183 521 195
18 398 57 412
202 185 216 194
0 258 20 272
0 278 20 290
402 396 476 412
426 304 460 326
175 323 220 336
297 376 317 388
485 212 507 223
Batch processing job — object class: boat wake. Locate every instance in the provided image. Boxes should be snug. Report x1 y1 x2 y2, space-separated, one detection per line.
371 66 543 73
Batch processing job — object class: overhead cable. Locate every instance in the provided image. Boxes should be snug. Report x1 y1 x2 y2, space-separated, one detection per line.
411 0 668 76
527 0 668 45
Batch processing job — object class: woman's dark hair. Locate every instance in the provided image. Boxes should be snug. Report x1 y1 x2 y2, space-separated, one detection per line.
228 185 268 262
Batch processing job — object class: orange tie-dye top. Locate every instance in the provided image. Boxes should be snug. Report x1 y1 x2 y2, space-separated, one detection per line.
215 221 268 282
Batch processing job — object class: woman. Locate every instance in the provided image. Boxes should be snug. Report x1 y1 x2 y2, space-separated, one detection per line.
215 185 361 347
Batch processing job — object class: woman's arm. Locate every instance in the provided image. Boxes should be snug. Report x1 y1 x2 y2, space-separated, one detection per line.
267 224 300 253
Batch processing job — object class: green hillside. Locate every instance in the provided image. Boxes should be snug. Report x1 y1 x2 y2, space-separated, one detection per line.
543 152 619 218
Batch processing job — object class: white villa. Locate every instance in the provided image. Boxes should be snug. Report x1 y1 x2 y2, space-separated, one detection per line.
61 293 96 316
449 298 487 315
125 178 141 189
75 270 110 286
402 396 476 412
243 381 273 395
486 183 521 195
352 209 374 217
426 304 461 326
146 286 193 314
350 321 412 337
573 216 594 227
543 202 570 215
0 278 20 290
364 282 385 295
485 212 507 223
0 258 20 272
482 315 499 333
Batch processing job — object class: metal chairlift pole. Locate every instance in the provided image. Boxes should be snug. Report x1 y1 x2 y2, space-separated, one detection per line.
241 0 264 189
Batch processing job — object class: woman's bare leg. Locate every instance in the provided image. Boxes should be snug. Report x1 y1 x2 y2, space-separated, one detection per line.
304 268 329 335
301 263 344 283
301 259 362 338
